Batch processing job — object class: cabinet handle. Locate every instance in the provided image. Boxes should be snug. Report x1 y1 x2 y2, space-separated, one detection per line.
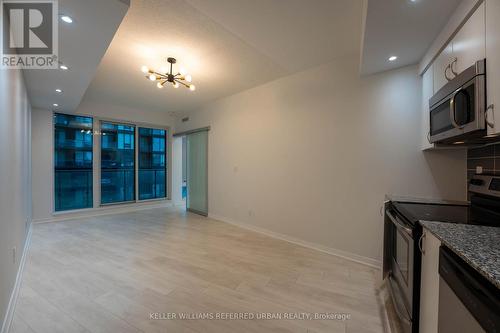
486 104 495 128
380 205 384 217
450 57 458 77
444 64 454 81
427 131 431 144
419 233 426 254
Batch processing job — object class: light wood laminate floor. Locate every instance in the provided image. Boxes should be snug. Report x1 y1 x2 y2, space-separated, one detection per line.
10 207 396 333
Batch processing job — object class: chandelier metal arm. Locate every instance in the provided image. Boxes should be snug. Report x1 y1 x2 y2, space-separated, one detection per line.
174 79 191 88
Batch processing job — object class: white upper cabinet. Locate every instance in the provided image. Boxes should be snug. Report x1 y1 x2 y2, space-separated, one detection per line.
433 43 454 93
486 0 500 135
453 2 486 75
432 2 486 94
422 65 434 150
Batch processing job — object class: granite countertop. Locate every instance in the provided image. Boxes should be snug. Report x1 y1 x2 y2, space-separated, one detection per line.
420 221 500 289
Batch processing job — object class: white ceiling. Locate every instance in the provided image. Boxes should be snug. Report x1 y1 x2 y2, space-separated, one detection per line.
24 0 463 114
361 0 461 75
23 0 129 112
81 0 364 114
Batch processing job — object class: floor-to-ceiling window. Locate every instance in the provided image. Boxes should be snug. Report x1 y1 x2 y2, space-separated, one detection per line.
54 113 93 211
53 115 169 210
138 128 167 200
100 122 136 204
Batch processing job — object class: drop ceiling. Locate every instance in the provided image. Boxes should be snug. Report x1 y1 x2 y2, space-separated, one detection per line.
23 0 130 112
361 0 461 76
23 0 464 115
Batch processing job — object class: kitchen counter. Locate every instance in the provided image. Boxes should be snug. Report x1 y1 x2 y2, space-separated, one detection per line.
420 221 500 289
385 194 469 206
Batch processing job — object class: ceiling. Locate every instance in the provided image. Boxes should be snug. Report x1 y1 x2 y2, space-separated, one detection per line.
80 0 364 114
24 0 464 114
361 0 461 76
23 0 129 112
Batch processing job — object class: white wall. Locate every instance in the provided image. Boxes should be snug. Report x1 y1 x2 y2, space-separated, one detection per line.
175 56 467 264
31 108 53 222
172 137 184 205
0 68 32 330
31 99 175 222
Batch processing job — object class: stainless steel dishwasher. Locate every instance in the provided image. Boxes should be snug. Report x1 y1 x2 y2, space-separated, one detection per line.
438 246 500 333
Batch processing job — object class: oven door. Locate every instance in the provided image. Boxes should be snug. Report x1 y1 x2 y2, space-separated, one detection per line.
385 209 415 333
429 75 485 144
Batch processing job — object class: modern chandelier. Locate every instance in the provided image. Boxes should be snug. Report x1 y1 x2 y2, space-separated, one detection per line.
141 57 196 91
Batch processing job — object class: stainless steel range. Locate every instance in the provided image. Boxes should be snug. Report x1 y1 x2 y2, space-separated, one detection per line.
383 175 500 333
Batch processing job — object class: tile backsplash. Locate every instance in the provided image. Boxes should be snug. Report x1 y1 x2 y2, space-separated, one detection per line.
467 143 500 179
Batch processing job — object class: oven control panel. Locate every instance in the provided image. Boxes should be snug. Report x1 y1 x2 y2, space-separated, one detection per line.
469 175 500 197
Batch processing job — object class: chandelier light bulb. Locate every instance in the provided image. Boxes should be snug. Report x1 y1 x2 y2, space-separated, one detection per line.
189 84 196 91
185 74 192 83
149 74 157 81
179 67 187 76
141 65 149 73
173 82 179 88
157 82 164 89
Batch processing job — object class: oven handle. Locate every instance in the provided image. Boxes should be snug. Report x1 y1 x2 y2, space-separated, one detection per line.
450 88 465 129
387 274 412 326
386 210 413 238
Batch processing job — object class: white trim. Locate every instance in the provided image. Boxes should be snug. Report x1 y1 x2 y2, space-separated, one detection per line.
34 201 172 224
1 224 32 333
208 213 381 269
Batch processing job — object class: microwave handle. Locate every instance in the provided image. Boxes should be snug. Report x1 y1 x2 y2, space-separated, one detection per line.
449 88 465 129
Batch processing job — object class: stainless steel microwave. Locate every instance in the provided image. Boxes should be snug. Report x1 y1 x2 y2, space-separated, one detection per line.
429 59 486 144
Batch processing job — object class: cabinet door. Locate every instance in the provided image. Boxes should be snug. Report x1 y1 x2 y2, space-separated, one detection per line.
486 0 500 135
453 2 486 75
419 230 441 333
433 43 454 93
422 65 434 150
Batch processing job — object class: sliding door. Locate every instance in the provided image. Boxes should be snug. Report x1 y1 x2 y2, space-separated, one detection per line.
138 128 167 200
186 130 208 216
100 122 136 204
54 114 93 211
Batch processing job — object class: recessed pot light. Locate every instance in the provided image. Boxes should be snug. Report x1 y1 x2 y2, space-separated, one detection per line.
60 15 73 23
388 56 398 62
55 89 62 93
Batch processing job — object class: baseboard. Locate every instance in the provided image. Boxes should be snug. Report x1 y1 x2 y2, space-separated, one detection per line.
33 201 173 224
208 213 381 269
1 223 32 333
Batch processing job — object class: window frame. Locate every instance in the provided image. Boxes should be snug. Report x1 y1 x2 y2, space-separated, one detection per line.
99 120 137 206
52 112 171 214
53 113 94 212
137 127 168 201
